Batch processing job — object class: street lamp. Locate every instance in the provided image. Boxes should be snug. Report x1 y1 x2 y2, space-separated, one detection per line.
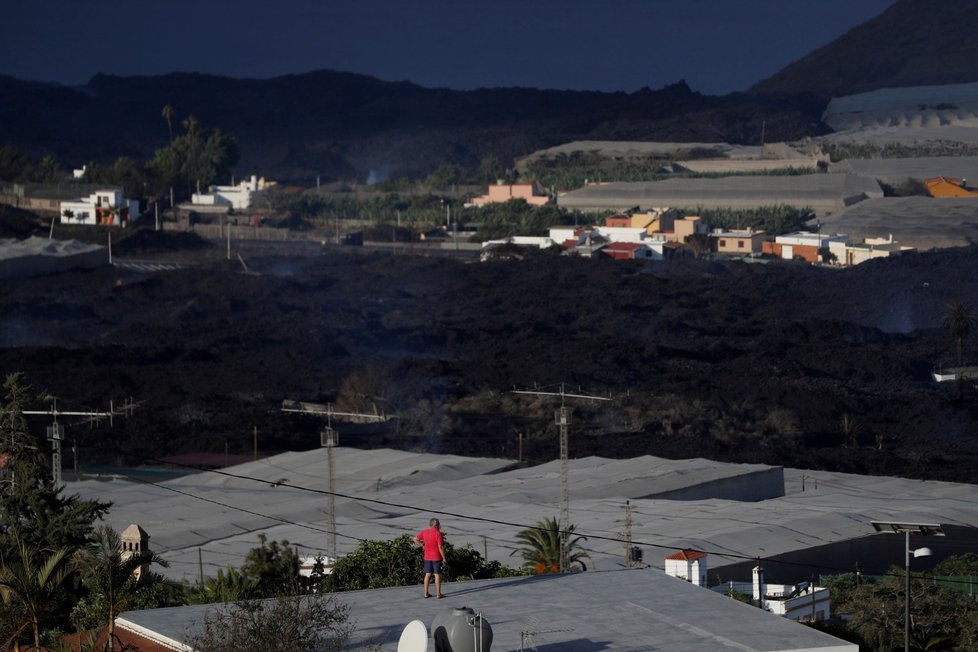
871 521 945 652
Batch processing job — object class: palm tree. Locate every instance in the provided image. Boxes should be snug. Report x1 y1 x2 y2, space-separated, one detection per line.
512 516 590 574
161 104 175 142
188 566 256 604
942 301 976 366
75 525 168 652
0 536 78 651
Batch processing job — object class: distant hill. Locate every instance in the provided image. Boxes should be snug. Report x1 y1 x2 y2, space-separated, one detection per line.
0 72 824 183
6 0 978 184
751 0 978 98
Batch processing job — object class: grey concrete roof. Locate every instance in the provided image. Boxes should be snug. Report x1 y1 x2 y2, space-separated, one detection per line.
69 449 978 588
555 175 882 216
118 568 857 652
813 196 978 249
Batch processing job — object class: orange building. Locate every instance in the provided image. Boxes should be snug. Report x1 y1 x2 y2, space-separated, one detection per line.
924 176 978 198
605 213 632 228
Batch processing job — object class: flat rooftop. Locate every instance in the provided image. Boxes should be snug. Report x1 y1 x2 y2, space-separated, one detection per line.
119 568 857 652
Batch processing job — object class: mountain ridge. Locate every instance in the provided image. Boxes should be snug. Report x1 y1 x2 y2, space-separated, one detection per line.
5 1 978 181
751 0 978 97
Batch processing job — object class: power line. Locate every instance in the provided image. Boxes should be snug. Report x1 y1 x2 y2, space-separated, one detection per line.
124 460 978 590
280 399 387 562
143 460 812 565
510 383 610 572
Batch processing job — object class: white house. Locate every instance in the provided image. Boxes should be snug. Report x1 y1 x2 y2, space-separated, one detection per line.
192 175 271 210
664 548 709 586
60 189 140 226
828 234 915 266
549 225 581 244
481 236 557 250
593 226 648 243
713 565 832 622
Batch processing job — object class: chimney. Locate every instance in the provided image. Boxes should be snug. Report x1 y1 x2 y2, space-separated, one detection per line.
752 565 765 605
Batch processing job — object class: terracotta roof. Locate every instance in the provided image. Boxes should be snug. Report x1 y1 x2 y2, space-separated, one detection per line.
59 627 181 652
604 242 643 251
665 548 707 561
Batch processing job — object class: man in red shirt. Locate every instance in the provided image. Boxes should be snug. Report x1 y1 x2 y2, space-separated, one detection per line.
415 517 447 598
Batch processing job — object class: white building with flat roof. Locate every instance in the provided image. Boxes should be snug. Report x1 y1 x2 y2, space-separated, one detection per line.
192 175 272 210
60 189 140 226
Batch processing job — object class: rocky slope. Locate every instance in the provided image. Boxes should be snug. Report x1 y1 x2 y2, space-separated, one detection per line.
1 228 976 484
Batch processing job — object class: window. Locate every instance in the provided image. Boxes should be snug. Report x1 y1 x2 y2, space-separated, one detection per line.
719 239 726 247
738 241 745 249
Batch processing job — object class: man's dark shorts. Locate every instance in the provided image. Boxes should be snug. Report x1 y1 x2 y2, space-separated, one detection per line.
424 560 443 574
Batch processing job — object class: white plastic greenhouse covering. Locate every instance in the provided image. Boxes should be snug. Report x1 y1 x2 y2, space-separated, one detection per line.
815 196 978 249
68 448 978 584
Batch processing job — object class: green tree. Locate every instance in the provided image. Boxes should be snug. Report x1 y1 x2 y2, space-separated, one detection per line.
72 525 170 651
934 552 978 576
0 373 110 557
148 115 239 198
186 594 352 652
187 566 257 605
0 373 111 647
942 301 976 366
37 155 63 183
0 374 110 554
477 156 508 184
426 164 467 189
512 516 590 574
0 146 38 182
327 535 421 591
325 535 517 592
239 534 301 597
833 568 976 651
0 535 78 651
80 157 149 201
684 232 711 258
161 104 176 142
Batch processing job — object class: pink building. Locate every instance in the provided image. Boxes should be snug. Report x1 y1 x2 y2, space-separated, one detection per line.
469 183 550 207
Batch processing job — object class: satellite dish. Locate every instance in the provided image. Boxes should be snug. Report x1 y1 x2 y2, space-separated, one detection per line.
398 619 428 652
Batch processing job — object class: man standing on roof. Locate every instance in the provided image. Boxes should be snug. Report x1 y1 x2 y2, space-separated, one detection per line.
415 517 447 598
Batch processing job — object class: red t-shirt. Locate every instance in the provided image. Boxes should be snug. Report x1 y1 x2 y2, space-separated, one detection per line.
416 527 444 561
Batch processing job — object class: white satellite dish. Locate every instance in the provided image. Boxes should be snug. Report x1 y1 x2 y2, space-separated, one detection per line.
398 619 428 652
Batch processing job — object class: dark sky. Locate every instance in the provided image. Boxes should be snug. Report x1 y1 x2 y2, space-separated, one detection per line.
5 0 895 94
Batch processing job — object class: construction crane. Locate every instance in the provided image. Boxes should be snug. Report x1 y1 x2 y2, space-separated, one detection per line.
511 383 609 572
21 396 137 485
281 400 386 561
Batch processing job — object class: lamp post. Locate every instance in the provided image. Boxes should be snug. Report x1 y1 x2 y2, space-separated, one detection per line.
871 521 945 652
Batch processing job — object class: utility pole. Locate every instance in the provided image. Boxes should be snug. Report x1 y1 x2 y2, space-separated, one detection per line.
625 500 634 568
23 397 133 484
281 400 387 562
511 383 609 572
